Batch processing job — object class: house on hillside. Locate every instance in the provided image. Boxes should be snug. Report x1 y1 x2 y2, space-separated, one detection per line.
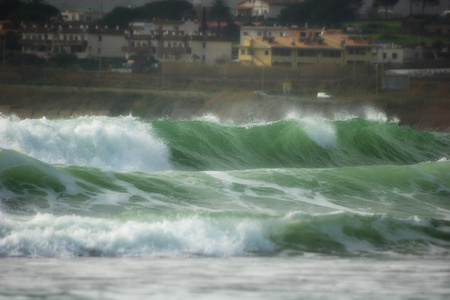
234 0 302 20
61 10 105 23
237 29 379 67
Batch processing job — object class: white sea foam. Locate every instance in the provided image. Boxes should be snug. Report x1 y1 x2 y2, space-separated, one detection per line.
0 115 171 172
0 212 275 258
300 117 337 149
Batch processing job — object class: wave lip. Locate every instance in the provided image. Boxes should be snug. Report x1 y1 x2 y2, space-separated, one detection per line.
0 115 171 172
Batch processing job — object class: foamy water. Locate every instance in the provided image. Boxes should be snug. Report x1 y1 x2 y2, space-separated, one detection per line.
1 112 449 299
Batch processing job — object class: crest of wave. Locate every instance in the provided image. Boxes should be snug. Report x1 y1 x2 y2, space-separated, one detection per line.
0 115 171 172
286 111 337 149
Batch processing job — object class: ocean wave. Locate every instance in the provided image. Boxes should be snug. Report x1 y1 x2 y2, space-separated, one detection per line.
0 115 171 172
0 211 448 258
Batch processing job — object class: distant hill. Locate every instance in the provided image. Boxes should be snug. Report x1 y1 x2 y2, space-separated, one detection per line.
46 0 448 16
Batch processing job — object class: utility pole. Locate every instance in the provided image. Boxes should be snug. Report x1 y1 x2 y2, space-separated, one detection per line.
3 35 5 68
98 33 102 73
261 65 264 92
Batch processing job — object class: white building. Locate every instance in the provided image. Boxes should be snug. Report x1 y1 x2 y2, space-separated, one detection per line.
378 43 424 65
61 10 105 23
239 25 288 44
190 36 233 63
235 0 301 19
88 27 127 59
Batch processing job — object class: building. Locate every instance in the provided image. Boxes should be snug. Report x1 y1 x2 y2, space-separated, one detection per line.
21 24 88 58
378 43 424 65
20 19 233 64
237 28 379 67
130 19 199 35
124 29 233 63
88 26 127 59
239 25 288 44
61 10 105 23
235 0 302 20
21 24 126 59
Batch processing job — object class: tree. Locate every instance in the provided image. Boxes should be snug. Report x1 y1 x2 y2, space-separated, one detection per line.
373 0 400 20
98 1 193 29
0 0 59 25
201 7 207 33
278 0 363 27
210 0 231 32
0 0 25 20
418 0 440 16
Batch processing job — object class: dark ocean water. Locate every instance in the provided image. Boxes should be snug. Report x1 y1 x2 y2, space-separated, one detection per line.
1 111 449 299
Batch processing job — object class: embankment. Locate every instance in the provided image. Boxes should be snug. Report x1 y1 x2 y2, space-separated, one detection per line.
1 84 449 132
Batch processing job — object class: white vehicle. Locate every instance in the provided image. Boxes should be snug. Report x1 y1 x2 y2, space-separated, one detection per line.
317 92 333 99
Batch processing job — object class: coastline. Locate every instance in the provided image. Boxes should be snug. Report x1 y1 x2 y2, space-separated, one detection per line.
1 83 449 132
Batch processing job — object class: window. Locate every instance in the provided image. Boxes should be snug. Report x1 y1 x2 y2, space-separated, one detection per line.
265 50 269 55
355 48 366 55
202 42 206 48
241 49 246 55
383 53 387 59
98 47 101 54
322 50 341 58
273 49 291 56
392 53 398 59
300 32 306 37
98 35 102 42
298 50 317 57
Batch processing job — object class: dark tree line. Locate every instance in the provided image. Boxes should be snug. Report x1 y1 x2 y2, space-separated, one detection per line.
0 0 59 24
98 0 194 29
278 0 364 27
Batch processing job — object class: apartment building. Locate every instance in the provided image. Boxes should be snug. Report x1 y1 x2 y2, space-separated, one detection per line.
237 28 379 67
125 21 233 63
20 24 126 59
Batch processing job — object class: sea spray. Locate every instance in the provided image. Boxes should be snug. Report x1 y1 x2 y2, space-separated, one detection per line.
0 115 171 172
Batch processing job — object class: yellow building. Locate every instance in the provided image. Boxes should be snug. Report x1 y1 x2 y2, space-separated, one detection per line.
237 29 379 67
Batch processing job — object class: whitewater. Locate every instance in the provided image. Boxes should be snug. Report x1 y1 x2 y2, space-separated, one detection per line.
0 109 449 300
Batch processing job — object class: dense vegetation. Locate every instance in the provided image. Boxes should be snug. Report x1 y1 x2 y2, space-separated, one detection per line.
278 0 364 27
98 1 194 29
0 0 59 24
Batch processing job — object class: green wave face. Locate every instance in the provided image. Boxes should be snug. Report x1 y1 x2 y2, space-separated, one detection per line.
0 116 449 258
152 118 450 170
